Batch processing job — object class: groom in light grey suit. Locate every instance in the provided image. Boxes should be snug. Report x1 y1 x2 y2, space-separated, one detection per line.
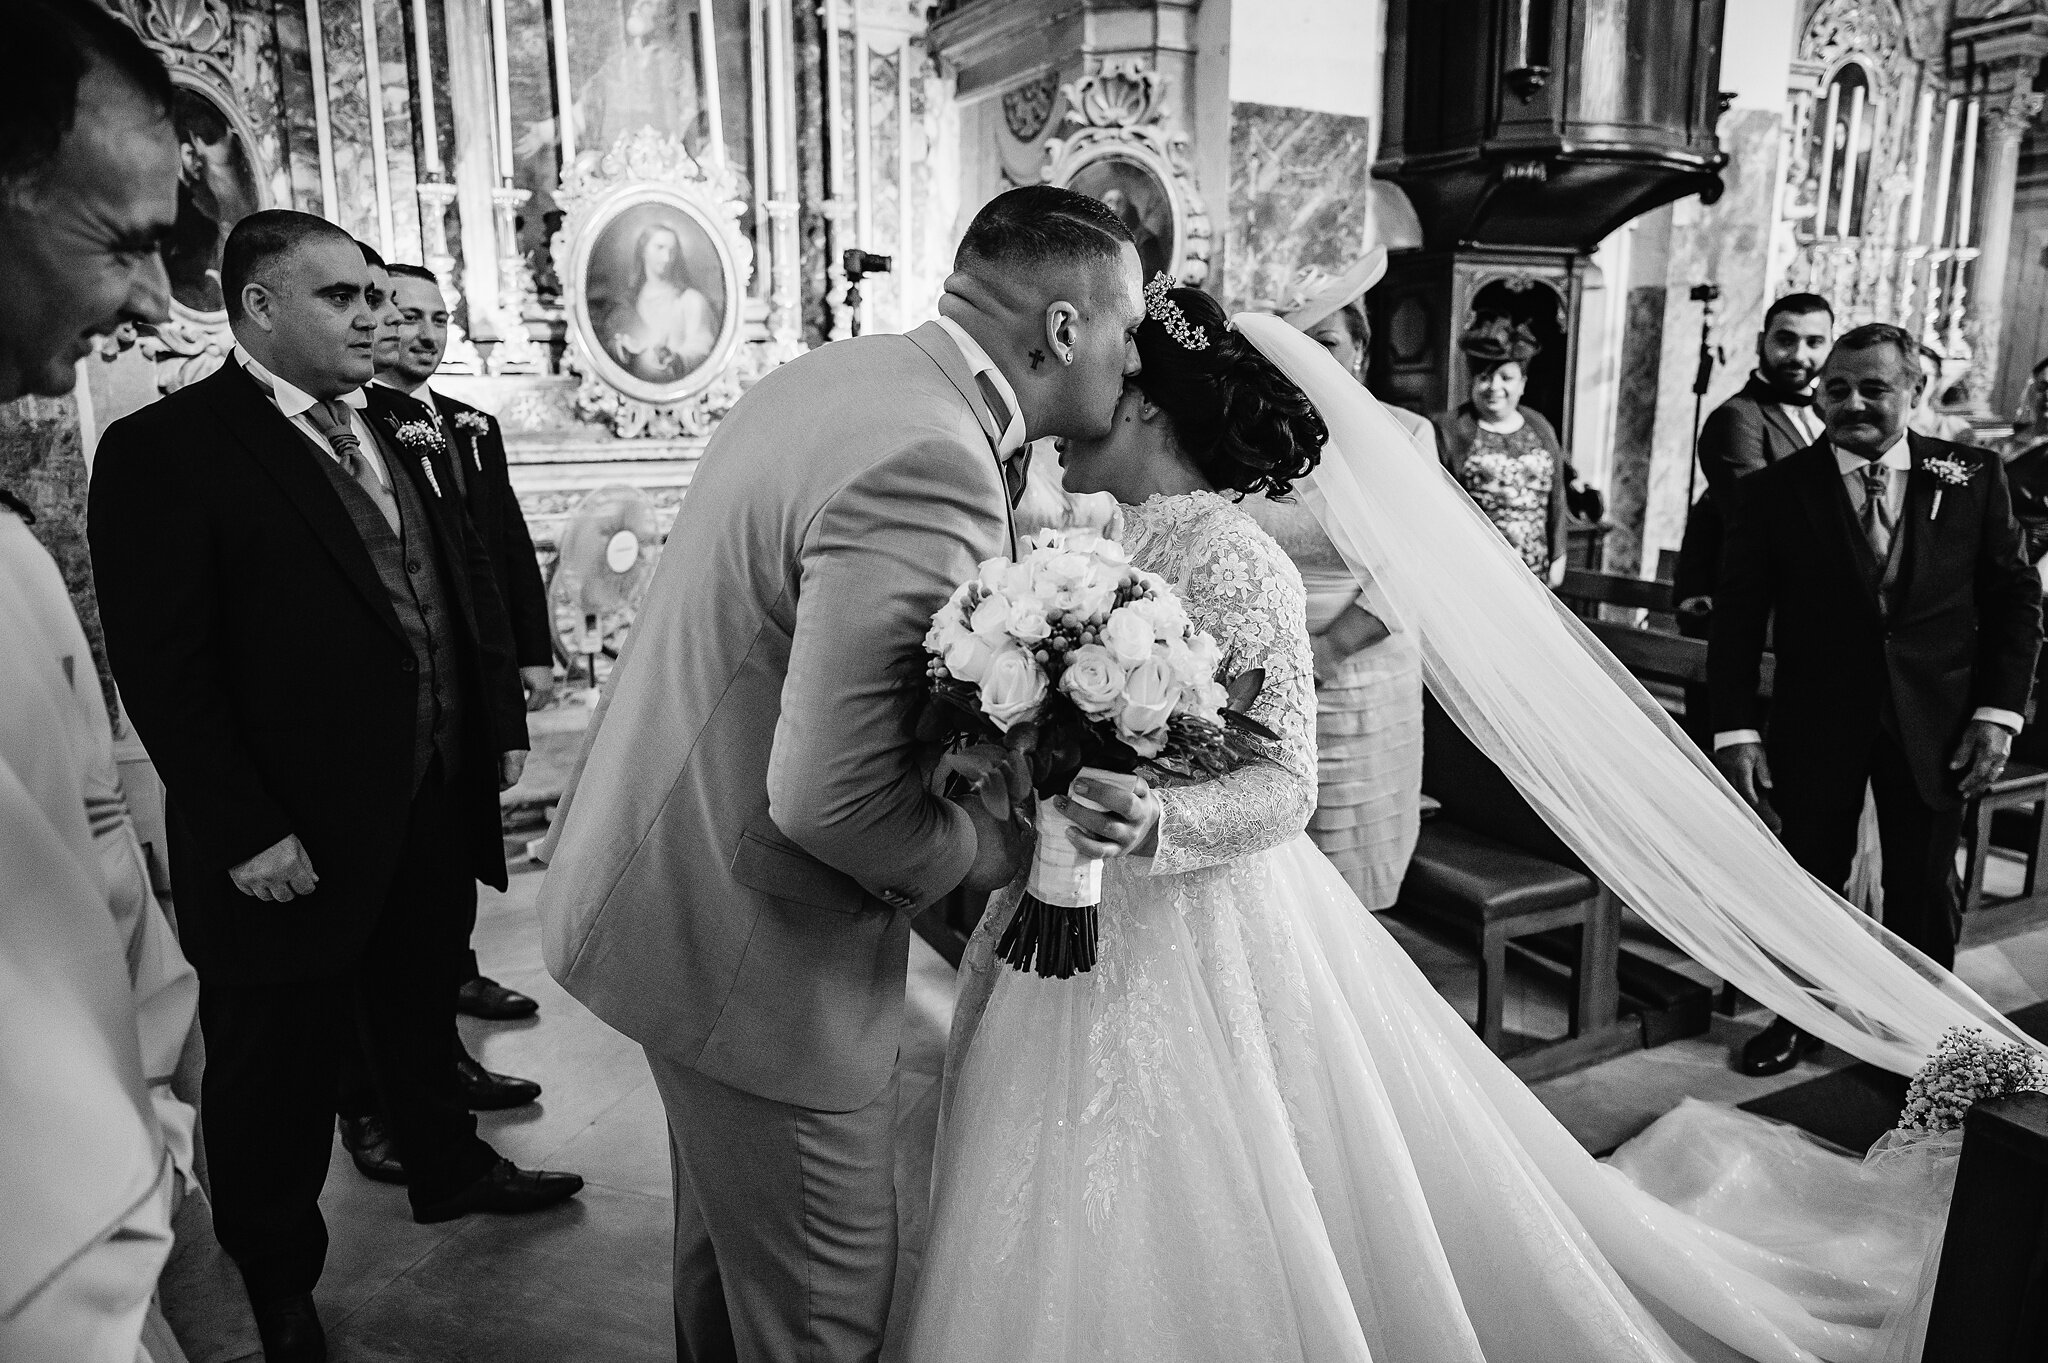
536 186 1147 1362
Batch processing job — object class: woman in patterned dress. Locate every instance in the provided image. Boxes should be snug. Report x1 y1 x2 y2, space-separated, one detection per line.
1431 314 1570 582
1241 254 1430 909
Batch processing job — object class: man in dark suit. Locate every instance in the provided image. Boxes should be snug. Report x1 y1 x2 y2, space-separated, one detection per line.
89 210 582 1362
319 248 543 1189
374 263 553 1020
1673 292 1834 616
1710 322 2042 1076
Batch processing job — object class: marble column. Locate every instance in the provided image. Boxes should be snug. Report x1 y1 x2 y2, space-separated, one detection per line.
1969 85 2045 415
443 0 504 340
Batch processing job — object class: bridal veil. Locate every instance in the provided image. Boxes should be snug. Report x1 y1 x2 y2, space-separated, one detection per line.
1232 312 2040 1076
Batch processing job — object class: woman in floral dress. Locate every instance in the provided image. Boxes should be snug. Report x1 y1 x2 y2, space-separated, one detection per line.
1431 314 1570 580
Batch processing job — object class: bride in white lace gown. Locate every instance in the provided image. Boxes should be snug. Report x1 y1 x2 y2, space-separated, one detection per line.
900 284 1954 1363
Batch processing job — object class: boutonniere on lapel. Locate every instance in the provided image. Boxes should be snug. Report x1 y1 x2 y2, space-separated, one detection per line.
390 418 446 498
1923 452 1977 521
451 409 488 471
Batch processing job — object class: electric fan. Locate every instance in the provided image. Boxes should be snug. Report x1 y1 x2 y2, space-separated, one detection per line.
548 484 661 690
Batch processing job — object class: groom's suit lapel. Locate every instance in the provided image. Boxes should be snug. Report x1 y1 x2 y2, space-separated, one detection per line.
906 319 1018 554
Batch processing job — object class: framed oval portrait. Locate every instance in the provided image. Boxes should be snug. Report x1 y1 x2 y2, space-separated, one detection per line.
566 182 744 406
1061 151 1180 283
164 75 268 321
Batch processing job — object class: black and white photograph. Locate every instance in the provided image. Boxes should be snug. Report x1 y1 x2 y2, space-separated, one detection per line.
10 2 2048 1362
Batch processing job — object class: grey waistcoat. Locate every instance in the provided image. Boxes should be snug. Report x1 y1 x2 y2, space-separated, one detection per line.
306 424 466 786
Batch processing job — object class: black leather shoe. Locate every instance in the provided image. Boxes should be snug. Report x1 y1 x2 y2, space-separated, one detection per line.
252 1292 327 1363
457 975 539 1020
338 1114 408 1184
412 1158 584 1224
455 1050 542 1109
1738 1017 1823 1077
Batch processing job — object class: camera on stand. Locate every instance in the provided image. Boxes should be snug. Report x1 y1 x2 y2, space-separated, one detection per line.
843 249 894 337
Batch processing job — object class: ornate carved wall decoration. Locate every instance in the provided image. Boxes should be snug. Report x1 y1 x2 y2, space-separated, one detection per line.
115 3 277 394
552 129 761 439
1784 0 1925 332
1001 72 1059 144
116 0 234 86
1041 59 1212 288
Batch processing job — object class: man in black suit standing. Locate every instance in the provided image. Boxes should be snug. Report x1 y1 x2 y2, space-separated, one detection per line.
89 209 582 1362
1673 292 1834 618
1710 322 2042 1076
374 262 553 1021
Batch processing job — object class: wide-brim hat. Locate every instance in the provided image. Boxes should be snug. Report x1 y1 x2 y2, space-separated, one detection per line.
1273 247 1389 332
1458 312 1541 365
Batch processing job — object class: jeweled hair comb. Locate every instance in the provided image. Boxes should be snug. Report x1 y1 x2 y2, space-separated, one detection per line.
1144 273 1210 351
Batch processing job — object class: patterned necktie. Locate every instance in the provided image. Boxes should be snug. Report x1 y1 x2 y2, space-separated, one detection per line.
1859 461 1893 560
311 399 367 478
308 398 399 533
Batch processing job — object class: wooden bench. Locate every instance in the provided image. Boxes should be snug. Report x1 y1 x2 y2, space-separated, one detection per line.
1963 761 2048 922
1921 1091 2048 1361
1557 568 1676 627
1398 697 1637 1081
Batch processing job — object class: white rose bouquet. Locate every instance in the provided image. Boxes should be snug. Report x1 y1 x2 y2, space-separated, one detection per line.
920 526 1273 977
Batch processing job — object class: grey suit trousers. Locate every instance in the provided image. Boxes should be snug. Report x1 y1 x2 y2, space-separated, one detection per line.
647 1050 899 1363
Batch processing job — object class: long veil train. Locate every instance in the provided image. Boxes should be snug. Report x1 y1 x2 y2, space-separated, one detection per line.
1232 313 2041 1077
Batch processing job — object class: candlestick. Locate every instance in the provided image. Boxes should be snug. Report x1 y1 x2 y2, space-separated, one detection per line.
490 0 514 180
1956 95 1982 246
409 0 440 174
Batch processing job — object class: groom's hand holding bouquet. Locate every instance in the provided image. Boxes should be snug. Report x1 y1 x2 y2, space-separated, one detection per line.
920 526 1273 978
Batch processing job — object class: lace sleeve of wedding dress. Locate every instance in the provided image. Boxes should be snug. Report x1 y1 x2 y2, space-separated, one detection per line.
1147 504 1318 876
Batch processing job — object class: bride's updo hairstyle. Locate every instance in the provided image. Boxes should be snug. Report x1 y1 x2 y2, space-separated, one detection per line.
1132 280 1327 500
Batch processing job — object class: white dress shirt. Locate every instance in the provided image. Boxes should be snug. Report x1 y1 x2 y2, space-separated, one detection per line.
374 373 444 425
1715 436 2021 748
932 315 1027 459
1778 400 1824 446
234 345 388 489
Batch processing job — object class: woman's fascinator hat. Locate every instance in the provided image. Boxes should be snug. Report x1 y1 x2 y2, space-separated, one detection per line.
1458 312 1541 365
1144 273 1212 351
1267 247 1389 332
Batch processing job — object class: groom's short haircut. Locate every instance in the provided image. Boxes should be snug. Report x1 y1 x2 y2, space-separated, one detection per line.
221 209 355 321
954 185 1134 271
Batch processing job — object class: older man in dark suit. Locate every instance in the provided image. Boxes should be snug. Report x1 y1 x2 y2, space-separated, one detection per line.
1709 322 2042 1076
89 209 581 1362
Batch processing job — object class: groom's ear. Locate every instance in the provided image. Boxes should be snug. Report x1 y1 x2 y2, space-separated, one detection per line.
1044 300 1080 367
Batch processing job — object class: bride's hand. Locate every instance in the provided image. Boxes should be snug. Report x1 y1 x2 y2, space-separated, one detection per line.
1060 775 1160 859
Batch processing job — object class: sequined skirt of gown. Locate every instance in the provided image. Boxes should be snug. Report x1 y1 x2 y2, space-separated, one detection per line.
899 835 1954 1363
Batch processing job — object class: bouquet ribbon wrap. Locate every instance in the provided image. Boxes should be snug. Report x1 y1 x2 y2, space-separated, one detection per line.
1000 767 1141 979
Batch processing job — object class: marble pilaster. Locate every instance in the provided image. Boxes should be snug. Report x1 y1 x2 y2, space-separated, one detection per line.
318 0 379 244
1967 85 2045 414
444 0 505 340
1224 101 1375 311
794 0 832 347
0 392 115 719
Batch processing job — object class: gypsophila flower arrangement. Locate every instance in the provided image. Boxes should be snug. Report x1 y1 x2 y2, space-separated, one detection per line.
918 525 1273 978
1923 452 1976 520
453 409 491 436
390 418 444 453
1895 1026 2048 1137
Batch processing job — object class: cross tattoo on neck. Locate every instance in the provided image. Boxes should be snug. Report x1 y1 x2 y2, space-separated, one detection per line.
1029 349 1047 370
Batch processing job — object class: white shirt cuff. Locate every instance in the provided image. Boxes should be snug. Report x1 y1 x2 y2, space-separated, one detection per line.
1713 730 1763 750
1973 708 2024 734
